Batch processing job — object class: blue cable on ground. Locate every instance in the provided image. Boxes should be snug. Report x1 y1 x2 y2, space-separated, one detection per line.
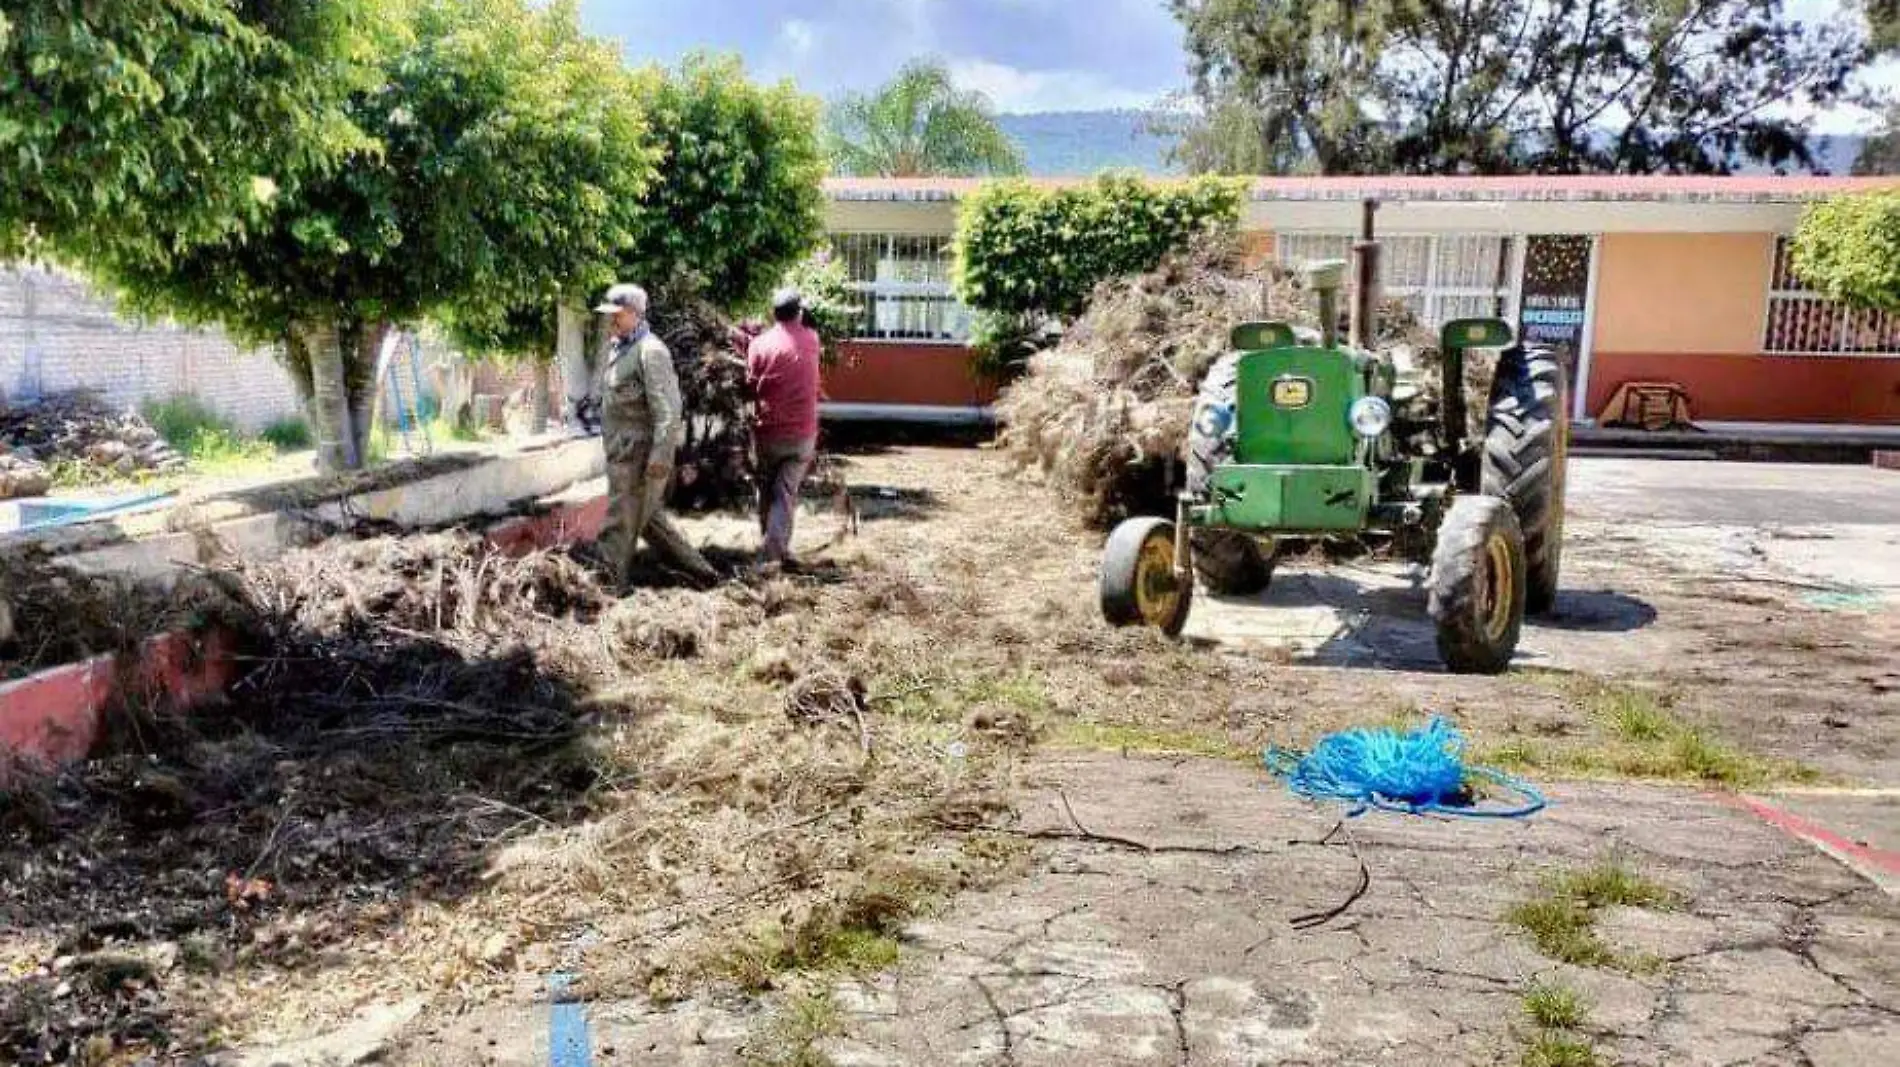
1264 717 1546 819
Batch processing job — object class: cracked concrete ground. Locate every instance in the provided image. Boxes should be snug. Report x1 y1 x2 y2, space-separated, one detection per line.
386 754 1898 1067
236 455 1900 1065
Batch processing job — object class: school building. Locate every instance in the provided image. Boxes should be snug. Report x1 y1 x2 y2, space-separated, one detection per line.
818 175 1900 429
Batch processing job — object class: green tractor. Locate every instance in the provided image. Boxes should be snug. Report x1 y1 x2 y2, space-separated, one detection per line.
1100 256 1569 673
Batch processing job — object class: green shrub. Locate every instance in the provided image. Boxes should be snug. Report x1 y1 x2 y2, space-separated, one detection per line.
777 250 860 365
1792 191 1900 313
953 174 1245 323
259 416 313 451
141 395 276 470
142 395 231 450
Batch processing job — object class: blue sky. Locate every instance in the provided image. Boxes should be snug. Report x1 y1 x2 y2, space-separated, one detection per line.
578 0 1893 131
578 0 1188 113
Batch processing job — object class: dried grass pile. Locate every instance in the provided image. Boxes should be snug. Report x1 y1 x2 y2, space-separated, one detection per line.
1 527 1017 1058
997 236 1449 526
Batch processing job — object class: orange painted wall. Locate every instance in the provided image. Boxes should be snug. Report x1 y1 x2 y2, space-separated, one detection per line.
823 341 998 408
1587 232 1900 423
1593 233 1773 355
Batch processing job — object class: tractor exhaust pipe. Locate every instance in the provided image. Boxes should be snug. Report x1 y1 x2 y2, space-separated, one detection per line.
1349 199 1381 349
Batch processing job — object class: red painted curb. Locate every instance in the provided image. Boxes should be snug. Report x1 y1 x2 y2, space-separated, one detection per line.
0 629 240 767
1716 792 1900 886
484 496 608 558
0 654 115 765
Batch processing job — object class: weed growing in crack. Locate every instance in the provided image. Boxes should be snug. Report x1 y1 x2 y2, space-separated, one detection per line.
740 987 843 1067
1474 678 1821 788
1550 862 1680 911
1522 982 1589 1029
1508 860 1679 970
1521 1031 1602 1067
1519 980 1603 1067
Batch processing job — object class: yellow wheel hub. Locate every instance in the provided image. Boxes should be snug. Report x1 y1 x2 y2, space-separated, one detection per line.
1481 533 1516 642
1133 535 1182 625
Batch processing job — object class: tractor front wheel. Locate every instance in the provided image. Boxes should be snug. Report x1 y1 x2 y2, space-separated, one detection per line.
1428 495 1526 674
1101 517 1193 636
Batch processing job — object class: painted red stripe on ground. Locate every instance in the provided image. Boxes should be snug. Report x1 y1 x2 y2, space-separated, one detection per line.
1719 792 1900 882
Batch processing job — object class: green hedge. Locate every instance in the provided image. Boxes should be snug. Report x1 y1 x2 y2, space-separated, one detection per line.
952 175 1245 321
1792 191 1900 313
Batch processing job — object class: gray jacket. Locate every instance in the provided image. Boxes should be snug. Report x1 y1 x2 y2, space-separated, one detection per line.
600 327 683 467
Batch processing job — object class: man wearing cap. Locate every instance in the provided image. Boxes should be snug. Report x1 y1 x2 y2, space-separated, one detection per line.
594 284 720 587
746 287 823 567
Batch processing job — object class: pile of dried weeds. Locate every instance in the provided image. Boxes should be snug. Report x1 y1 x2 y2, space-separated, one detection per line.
997 236 1448 526
0 547 221 679
0 525 1018 1059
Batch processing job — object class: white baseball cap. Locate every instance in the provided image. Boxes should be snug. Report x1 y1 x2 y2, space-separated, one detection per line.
595 283 648 315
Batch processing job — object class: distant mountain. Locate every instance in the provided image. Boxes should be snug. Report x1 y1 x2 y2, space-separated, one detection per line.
995 110 1874 178
995 111 1180 177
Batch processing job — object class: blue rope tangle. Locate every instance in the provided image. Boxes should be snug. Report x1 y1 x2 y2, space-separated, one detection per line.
1264 717 1546 819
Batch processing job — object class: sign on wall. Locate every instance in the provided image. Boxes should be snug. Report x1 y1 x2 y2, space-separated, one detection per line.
1518 235 1593 391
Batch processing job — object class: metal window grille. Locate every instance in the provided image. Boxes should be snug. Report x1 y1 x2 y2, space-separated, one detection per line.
1764 237 1900 356
1276 232 1519 328
829 233 971 342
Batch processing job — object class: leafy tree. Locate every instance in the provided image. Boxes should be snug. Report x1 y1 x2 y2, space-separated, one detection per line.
94 0 657 471
1792 191 1900 312
1167 1 1393 175
954 175 1244 322
1854 106 1900 174
617 55 827 311
826 59 1026 177
0 0 376 262
456 51 825 413
1169 0 1869 175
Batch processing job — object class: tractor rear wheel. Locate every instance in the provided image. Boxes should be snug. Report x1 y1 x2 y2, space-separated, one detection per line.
1185 353 1241 496
1481 346 1568 614
1192 530 1274 596
1101 517 1193 636
1429 495 1526 674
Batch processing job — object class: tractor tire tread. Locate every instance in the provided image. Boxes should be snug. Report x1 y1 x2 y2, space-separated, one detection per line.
1481 346 1568 615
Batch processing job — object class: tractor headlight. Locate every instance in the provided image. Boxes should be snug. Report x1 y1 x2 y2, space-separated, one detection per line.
1348 396 1392 439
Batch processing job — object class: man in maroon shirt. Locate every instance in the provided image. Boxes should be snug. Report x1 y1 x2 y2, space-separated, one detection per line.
747 287 822 566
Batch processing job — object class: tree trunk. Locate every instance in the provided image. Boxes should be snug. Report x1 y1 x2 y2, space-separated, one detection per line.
531 357 552 436
345 321 390 462
290 318 360 472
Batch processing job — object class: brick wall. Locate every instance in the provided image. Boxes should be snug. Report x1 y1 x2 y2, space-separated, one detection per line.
0 266 304 431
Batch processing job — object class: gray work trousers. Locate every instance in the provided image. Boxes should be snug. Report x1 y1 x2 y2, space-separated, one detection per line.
601 456 715 585
756 437 816 563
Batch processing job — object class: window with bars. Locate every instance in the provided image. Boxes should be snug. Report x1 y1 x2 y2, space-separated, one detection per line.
828 233 971 342
1763 238 1900 356
1275 233 1519 327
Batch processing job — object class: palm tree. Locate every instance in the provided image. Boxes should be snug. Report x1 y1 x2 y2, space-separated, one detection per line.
827 59 1026 177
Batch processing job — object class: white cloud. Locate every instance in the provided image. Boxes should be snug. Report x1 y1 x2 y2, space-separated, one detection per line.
947 57 1162 113
778 18 816 58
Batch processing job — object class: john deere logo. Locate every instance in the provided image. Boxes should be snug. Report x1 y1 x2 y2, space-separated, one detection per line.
1465 323 1490 342
1271 376 1314 409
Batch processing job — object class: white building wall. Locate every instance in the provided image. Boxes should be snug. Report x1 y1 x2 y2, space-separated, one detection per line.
0 266 303 431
